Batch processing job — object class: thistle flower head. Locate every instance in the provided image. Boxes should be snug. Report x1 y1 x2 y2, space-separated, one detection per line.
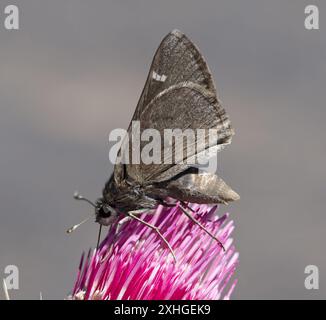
70 204 238 300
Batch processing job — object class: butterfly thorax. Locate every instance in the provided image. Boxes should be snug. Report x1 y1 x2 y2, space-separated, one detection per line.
102 174 158 213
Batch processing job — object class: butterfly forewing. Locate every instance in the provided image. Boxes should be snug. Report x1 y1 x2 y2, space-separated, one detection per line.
115 30 234 194
132 29 217 121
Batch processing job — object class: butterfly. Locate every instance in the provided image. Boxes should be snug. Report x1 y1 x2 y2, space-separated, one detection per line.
68 30 239 260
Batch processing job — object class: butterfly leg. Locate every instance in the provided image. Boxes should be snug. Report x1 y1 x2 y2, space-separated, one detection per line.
178 203 226 252
158 200 175 208
180 201 195 212
127 211 177 262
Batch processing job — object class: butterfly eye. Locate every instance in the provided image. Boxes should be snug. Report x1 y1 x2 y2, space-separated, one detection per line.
103 205 110 214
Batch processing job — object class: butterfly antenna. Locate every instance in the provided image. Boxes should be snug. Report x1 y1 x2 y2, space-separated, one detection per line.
66 215 93 234
127 212 177 262
66 191 97 234
179 203 226 252
73 191 96 208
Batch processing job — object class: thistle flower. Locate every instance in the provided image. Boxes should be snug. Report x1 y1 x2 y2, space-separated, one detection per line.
69 203 238 300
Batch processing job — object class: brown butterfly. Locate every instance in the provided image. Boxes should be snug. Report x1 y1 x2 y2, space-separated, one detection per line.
68 30 239 261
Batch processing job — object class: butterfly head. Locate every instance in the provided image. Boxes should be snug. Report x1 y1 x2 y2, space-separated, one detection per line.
95 198 118 226
66 191 119 234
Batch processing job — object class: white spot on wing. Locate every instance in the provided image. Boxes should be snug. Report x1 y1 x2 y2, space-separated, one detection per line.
152 71 167 82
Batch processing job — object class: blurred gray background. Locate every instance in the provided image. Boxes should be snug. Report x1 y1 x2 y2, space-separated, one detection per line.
0 0 325 299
